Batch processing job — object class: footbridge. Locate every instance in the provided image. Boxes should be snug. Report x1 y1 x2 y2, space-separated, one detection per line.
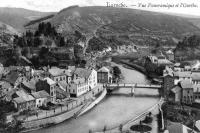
105 83 161 96
106 83 161 89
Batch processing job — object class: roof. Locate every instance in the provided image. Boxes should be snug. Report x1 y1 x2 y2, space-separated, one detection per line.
158 56 166 59
15 90 35 102
67 78 86 91
32 90 50 99
180 79 193 89
192 60 200 69
74 68 91 79
13 97 26 103
166 50 174 54
49 67 72 77
48 67 64 77
22 79 36 90
58 82 68 90
4 71 20 85
171 85 182 93
98 66 110 73
174 71 191 78
192 73 200 81
174 63 181 67
56 87 69 98
0 81 12 89
44 77 56 85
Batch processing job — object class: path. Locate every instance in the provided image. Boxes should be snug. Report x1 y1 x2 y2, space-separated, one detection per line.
94 98 164 133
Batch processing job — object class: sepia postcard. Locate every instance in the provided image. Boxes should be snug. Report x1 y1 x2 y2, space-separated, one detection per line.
0 0 200 133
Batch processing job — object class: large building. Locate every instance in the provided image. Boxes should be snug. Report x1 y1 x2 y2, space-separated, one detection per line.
74 68 97 90
97 66 112 83
66 78 89 97
12 90 35 112
36 77 57 103
180 79 194 104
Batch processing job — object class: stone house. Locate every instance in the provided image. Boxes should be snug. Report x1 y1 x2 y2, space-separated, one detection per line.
180 79 194 104
31 90 50 108
97 66 113 83
66 78 89 97
36 77 57 103
12 90 35 112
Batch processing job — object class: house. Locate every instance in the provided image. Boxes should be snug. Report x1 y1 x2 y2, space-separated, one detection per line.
165 49 174 61
66 78 89 97
148 55 158 64
168 85 182 103
12 90 35 112
163 74 174 99
180 79 194 104
20 79 36 94
48 67 72 83
97 66 113 83
174 71 192 85
48 67 67 83
191 71 200 92
36 77 57 103
163 66 173 77
74 68 97 90
56 87 69 101
4 70 27 87
31 90 50 107
157 55 173 66
31 69 44 81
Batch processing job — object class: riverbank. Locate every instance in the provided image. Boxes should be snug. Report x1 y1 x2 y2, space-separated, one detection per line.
77 88 107 117
21 105 84 133
112 58 162 84
94 98 164 133
20 85 105 133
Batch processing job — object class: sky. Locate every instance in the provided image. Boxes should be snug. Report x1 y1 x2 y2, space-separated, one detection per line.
1 0 200 16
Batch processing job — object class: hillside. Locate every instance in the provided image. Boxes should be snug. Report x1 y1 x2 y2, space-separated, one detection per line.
25 6 200 50
174 35 200 60
187 18 200 29
0 21 20 46
0 7 54 32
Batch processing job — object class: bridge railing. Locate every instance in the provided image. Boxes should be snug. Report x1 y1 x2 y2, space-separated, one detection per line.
105 83 161 88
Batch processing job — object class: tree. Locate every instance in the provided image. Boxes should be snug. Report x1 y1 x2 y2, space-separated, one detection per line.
113 66 121 79
89 129 92 133
119 124 123 133
59 37 65 47
103 125 107 133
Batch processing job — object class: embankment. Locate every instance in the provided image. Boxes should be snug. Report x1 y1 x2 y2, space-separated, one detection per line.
21 105 83 132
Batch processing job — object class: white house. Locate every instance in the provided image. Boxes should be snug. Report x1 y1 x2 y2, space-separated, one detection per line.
88 69 97 90
67 78 89 97
32 90 50 107
74 68 97 90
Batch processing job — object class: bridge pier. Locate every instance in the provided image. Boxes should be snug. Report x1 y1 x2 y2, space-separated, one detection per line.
131 87 135 96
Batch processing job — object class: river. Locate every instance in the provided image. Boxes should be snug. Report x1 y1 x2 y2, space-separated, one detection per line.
29 63 159 133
